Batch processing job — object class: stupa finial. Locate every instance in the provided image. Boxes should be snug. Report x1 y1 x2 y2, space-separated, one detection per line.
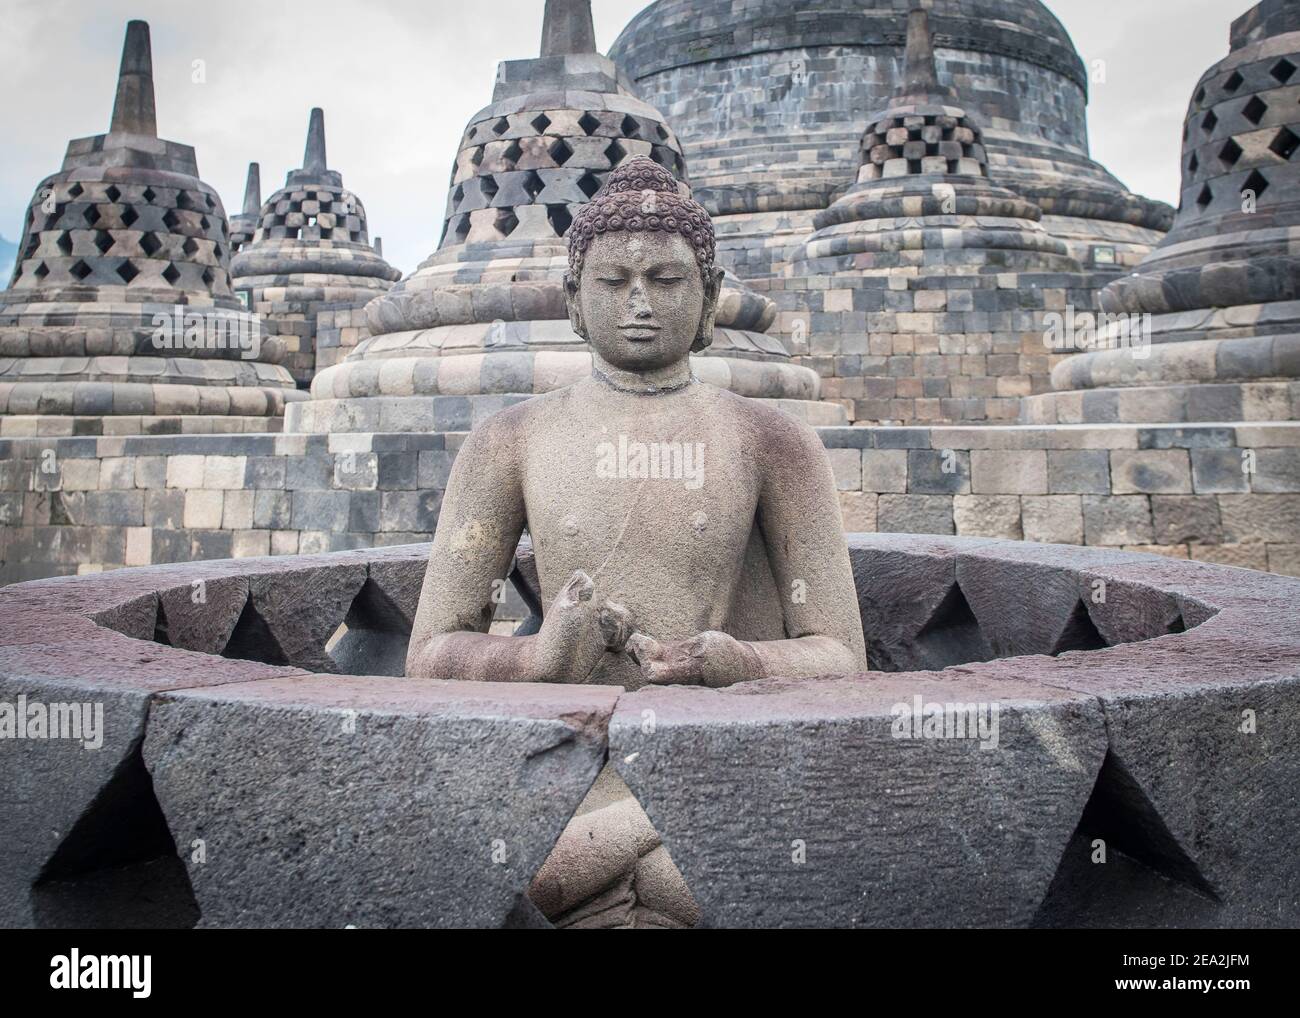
898 6 958 102
540 0 597 56
109 20 158 136
241 162 262 217
303 108 328 175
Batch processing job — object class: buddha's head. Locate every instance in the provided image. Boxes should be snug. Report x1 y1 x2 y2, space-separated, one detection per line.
564 157 724 373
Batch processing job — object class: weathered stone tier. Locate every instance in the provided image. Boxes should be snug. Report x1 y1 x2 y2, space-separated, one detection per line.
2 535 1297 926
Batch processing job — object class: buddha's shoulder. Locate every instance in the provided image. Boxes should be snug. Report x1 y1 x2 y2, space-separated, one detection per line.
705 385 823 448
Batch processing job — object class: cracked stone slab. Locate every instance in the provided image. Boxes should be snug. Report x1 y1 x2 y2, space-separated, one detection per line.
142 675 620 928
611 671 1107 928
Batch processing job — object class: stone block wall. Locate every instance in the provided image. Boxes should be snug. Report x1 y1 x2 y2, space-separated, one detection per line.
313 300 374 375
756 271 1112 425
3 421 1298 585
825 423 1300 574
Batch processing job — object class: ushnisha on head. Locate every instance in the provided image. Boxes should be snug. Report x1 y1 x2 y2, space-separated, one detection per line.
564 157 725 370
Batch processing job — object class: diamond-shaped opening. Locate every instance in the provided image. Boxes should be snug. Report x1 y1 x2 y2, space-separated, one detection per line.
201 266 215 287
650 146 676 171
1050 601 1109 655
1222 70 1243 93
1195 182 1213 210
1243 95 1267 125
140 231 162 256
1269 126 1299 161
121 207 138 227
105 184 121 203
116 260 139 284
452 183 465 206
56 232 73 256
31 740 199 930
470 146 485 169
604 139 626 166
141 186 156 203
221 595 289 665
577 171 602 199
82 206 99 227
94 232 114 255
549 138 573 166
1217 137 1242 167
162 208 180 230
1271 57 1296 84
481 174 499 202
199 215 210 231
502 139 523 169
23 234 39 258
204 193 215 210
326 579 414 676
531 112 552 134
491 116 510 136
1201 109 1218 134
912 584 993 670
176 190 192 210
1031 751 1221 928
496 208 519 237
69 259 93 281
578 111 601 136
67 182 84 199
182 236 199 256
621 114 641 139
1188 152 1199 175
162 262 181 286
655 123 670 142
522 170 545 200
33 261 49 279
1194 86 1206 105
1242 168 1269 199
453 214 471 243
548 204 573 237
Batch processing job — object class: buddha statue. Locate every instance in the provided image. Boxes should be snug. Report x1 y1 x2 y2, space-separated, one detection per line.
405 157 867 925
406 156 865 690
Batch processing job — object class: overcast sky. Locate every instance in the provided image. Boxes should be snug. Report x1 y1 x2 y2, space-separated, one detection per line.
0 0 1237 276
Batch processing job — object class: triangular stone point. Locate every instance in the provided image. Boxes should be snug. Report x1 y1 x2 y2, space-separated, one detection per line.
1051 600 1109 656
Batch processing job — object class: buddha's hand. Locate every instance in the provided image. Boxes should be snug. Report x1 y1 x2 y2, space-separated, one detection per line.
530 570 633 682
626 630 764 688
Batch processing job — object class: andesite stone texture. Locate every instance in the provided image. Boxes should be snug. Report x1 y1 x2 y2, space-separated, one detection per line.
0 536 1296 927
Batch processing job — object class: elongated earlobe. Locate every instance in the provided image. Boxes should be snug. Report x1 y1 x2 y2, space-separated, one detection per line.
563 272 586 340
692 265 724 352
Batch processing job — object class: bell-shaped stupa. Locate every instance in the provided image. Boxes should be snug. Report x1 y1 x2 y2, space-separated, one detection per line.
781 7 1082 424
291 0 835 435
0 21 302 431
230 109 401 387
1025 0 1300 424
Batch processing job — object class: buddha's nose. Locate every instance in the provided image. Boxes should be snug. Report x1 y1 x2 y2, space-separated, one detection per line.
628 282 652 318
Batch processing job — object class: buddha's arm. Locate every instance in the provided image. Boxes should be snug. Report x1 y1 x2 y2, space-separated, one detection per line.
630 414 867 686
405 412 628 682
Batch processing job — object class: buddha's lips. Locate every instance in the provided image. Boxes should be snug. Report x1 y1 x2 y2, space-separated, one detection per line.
618 324 661 340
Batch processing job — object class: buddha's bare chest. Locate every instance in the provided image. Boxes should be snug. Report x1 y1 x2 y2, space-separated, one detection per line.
518 408 762 615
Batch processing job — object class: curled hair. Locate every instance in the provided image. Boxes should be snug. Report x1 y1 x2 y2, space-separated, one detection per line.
567 156 715 281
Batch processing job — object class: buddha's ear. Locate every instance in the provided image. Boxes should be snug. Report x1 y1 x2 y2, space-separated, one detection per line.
563 271 586 340
692 265 725 352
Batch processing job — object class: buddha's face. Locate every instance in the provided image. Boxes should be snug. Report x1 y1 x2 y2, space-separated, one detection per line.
566 231 722 373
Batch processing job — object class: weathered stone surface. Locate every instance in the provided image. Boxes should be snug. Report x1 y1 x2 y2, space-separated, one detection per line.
611 672 1107 928
143 675 619 928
